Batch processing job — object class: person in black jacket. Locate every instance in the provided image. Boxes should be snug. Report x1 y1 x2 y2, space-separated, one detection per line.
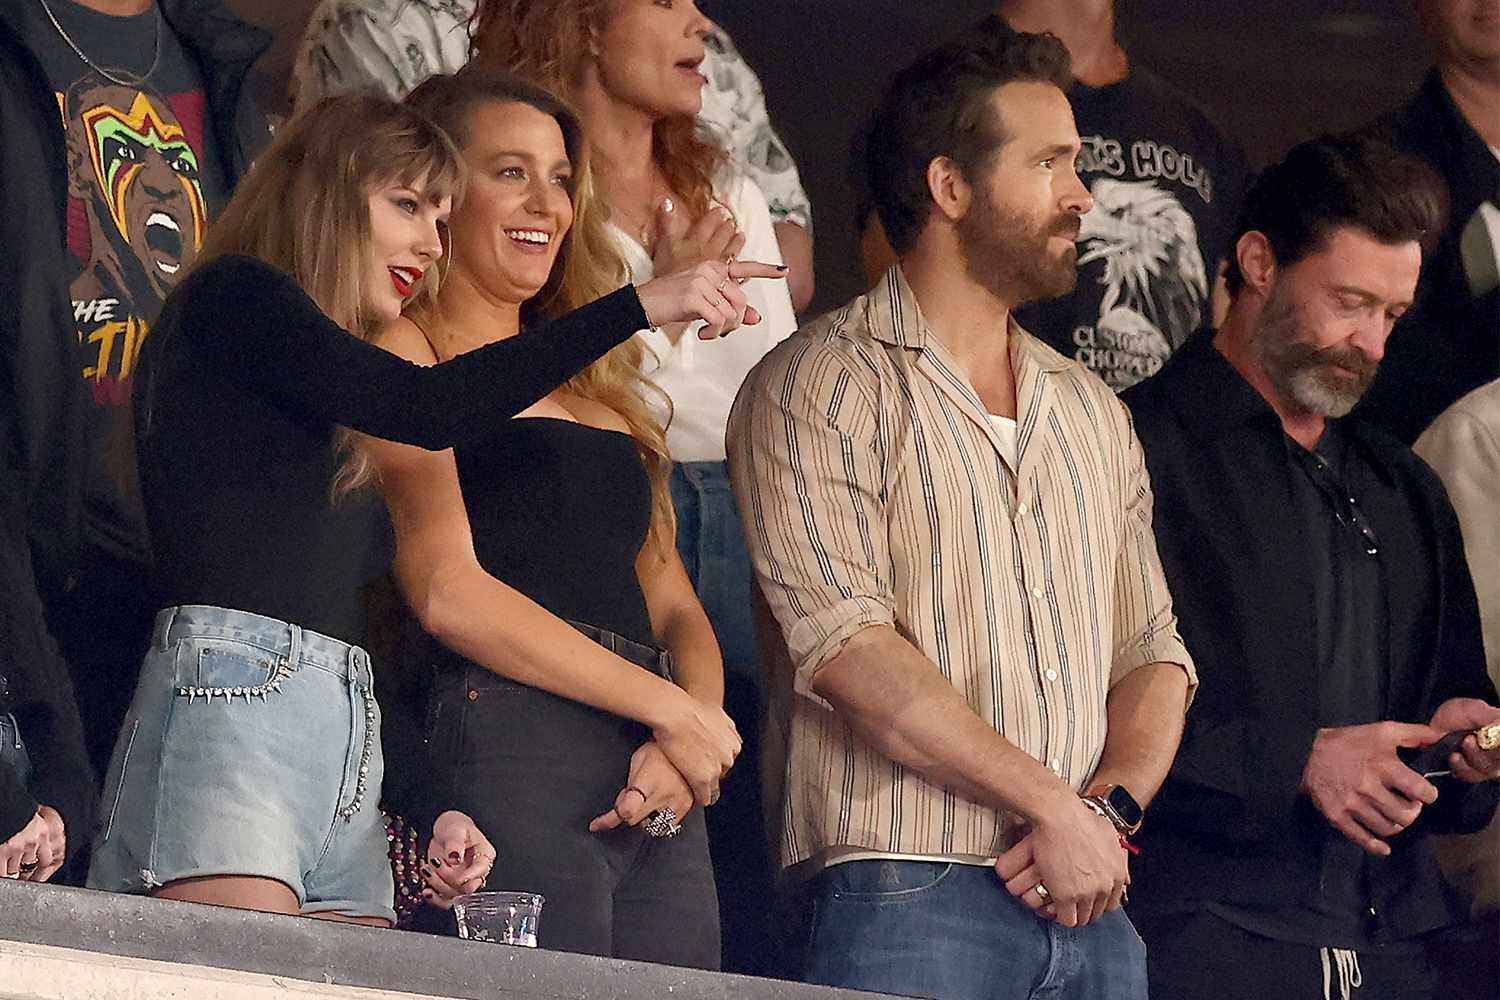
1354 0 1500 444
1122 134 1500 1000
0 0 272 880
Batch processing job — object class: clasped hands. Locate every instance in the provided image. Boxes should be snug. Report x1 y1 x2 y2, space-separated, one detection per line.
0 804 66 883
994 795 1131 929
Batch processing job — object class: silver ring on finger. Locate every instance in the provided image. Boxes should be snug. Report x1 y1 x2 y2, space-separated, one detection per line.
643 807 682 839
19 861 38 874
1034 881 1051 901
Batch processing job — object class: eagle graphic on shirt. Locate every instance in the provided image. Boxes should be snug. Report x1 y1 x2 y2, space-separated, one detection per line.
1074 177 1209 385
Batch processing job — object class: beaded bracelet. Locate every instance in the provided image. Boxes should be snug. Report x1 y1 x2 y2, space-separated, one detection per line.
384 811 426 927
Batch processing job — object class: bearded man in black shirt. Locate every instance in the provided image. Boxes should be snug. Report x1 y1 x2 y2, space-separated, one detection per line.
1122 134 1500 1000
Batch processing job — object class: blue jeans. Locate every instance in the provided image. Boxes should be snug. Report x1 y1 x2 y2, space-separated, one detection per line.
803 861 1148 1000
0 713 31 790
669 461 756 676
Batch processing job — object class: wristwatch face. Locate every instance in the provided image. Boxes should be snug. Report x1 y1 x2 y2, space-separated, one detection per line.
1106 785 1143 832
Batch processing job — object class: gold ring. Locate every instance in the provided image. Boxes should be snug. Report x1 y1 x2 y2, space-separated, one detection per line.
1034 882 1050 901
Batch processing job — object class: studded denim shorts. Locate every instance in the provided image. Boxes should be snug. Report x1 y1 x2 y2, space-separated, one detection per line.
87 605 394 923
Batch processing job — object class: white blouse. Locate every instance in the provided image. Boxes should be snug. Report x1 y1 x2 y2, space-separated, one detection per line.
611 173 797 463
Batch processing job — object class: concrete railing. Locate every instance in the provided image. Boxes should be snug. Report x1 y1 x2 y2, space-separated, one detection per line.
0 880 880 1000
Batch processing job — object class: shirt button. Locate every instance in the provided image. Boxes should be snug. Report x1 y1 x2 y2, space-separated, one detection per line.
467 689 480 702
1050 759 1062 773
1031 586 1044 601
1045 669 1058 681
1016 502 1029 517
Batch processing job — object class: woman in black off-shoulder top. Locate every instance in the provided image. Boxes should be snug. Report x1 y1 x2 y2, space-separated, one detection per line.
363 68 786 966
85 93 759 926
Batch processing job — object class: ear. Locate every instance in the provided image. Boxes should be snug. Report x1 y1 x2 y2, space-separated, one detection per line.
926 155 972 226
1234 231 1278 296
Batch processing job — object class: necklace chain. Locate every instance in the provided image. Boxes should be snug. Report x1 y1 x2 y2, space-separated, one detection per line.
37 0 163 89
611 176 664 253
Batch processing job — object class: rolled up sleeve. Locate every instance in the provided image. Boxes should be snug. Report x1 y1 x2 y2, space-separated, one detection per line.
728 339 894 705
1110 422 1197 700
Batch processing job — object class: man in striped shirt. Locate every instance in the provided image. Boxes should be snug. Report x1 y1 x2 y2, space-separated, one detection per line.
728 23 1195 1000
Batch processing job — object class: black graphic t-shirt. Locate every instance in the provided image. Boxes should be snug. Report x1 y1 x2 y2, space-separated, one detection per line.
5 0 227 563
1017 66 1248 392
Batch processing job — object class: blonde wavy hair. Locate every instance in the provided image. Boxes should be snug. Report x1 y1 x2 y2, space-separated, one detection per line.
404 66 678 557
193 95 465 497
468 0 727 228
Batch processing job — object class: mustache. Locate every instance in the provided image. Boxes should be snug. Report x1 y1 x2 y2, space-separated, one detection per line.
1308 344 1379 380
1051 216 1082 240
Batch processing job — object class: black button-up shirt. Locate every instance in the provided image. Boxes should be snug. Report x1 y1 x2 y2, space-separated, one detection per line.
1123 330 1498 944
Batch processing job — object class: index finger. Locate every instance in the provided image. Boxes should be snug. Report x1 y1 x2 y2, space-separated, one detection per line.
1392 723 1445 747
993 838 1034 881
727 260 789 281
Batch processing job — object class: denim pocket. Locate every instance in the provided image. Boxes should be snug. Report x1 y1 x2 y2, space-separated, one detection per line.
173 639 291 700
827 861 955 902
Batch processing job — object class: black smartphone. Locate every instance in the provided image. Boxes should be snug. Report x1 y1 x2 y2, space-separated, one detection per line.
1398 729 1475 779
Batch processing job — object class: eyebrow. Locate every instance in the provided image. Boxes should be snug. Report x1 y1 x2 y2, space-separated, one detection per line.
488 150 573 170
1332 285 1411 309
1017 141 1079 163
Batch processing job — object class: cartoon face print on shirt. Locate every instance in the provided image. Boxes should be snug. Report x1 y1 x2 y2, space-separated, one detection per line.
61 79 209 404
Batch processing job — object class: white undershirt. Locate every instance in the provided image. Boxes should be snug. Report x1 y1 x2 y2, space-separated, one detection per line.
988 414 1019 470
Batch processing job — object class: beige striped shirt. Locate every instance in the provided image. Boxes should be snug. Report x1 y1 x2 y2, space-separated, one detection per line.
727 267 1196 873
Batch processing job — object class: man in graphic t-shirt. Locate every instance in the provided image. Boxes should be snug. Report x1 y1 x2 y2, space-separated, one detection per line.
999 0 1248 392
861 4 1248 393
0 0 269 878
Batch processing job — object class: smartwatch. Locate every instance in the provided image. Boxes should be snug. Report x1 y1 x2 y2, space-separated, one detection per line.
1082 784 1143 836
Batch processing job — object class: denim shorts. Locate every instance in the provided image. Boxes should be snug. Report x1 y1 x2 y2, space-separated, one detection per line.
87 605 394 922
0 713 31 793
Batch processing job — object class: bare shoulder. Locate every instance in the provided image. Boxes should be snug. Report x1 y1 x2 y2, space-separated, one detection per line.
372 316 439 366
561 394 635 436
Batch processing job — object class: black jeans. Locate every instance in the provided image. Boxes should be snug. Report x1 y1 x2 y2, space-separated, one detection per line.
421 654 720 969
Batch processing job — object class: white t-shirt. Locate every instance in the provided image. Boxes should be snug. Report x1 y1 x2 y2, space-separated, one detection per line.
611 173 797 462
987 414 1019 471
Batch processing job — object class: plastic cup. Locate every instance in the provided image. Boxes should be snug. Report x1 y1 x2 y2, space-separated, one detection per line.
452 891 545 947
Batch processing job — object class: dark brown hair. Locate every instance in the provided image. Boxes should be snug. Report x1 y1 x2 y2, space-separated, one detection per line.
1224 133 1447 294
866 16 1072 255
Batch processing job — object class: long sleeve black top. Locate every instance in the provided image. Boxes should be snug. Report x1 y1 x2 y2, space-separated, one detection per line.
135 254 647 643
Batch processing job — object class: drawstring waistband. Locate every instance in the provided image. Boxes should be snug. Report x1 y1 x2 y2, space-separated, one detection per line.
1319 947 1362 1000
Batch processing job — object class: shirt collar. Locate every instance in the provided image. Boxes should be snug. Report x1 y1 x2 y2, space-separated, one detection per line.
1167 329 1399 487
865 265 1071 375
1167 329 1283 441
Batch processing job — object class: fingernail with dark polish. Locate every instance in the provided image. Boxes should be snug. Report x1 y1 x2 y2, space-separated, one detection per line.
422 867 432 877
429 857 442 867
776 264 790 272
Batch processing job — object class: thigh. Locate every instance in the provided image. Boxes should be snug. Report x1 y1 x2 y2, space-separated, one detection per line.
91 635 343 899
613 811 721 970
440 676 637 958
1133 907 1320 1000
1357 939 1440 1000
1054 909 1147 1000
154 874 300 914
803 861 1049 1000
